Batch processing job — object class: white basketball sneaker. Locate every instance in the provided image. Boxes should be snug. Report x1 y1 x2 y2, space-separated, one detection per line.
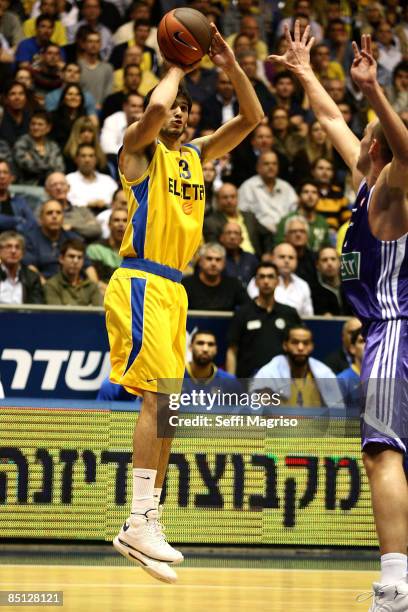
365 582 408 611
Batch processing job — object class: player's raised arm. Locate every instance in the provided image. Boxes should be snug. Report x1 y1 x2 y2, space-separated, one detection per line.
350 35 408 191
268 20 362 189
192 24 264 162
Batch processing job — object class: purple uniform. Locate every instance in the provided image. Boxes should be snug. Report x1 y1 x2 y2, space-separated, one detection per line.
341 180 408 454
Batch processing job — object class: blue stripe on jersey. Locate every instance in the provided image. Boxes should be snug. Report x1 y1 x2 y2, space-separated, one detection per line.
184 142 200 157
124 277 146 375
131 176 150 258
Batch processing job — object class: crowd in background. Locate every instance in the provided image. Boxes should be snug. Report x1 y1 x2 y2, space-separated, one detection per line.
0 0 406 385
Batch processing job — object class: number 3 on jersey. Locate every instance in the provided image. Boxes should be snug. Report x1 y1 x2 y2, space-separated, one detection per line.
179 159 191 180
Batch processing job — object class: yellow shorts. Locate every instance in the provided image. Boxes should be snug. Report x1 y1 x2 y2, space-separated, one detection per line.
104 264 187 396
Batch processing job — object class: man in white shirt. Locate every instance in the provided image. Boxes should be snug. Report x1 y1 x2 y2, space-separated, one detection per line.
101 92 144 155
66 144 118 209
272 242 314 316
238 151 298 233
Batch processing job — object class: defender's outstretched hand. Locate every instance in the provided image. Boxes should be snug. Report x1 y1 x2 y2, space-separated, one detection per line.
209 23 235 72
267 20 315 74
350 34 377 90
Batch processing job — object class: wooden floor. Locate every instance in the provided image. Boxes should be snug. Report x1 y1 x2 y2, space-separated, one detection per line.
0 565 378 611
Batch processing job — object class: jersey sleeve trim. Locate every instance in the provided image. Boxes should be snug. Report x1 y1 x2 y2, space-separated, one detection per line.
184 142 201 158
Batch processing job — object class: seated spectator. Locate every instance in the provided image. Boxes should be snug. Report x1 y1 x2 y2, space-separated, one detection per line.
29 42 64 103
284 216 318 288
323 18 354 73
14 67 37 111
269 106 306 163
182 243 247 311
310 157 350 235
219 221 258 287
66 143 118 210
222 0 265 39
312 246 353 316
291 120 333 187
238 151 298 235
0 1 23 51
44 238 102 305
270 70 305 117
44 61 97 123
272 242 314 316
395 5 408 58
78 28 113 110
337 325 365 412
0 159 37 234
63 115 107 174
251 324 342 408
0 230 44 304
100 93 143 157
275 181 331 252
276 0 323 43
68 0 113 61
184 329 242 395
310 43 345 82
87 207 126 289
226 14 268 60
385 61 408 114
203 182 270 257
324 317 361 374
112 44 158 97
226 262 300 378
0 81 31 148
13 110 64 186
202 160 219 216
44 171 102 242
23 0 67 47
109 18 158 75
113 0 159 52
15 14 59 67
375 19 402 74
101 63 142 124
201 71 239 132
51 83 89 149
184 65 217 106
23 199 96 282
96 187 127 239
237 49 275 115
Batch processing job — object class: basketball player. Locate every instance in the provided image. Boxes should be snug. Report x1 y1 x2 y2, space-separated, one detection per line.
268 22 408 609
104 23 263 583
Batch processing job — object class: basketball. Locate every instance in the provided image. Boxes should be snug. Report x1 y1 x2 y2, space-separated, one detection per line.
157 8 212 66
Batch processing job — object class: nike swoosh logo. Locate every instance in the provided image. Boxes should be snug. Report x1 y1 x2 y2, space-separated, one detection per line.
123 522 130 531
173 30 198 50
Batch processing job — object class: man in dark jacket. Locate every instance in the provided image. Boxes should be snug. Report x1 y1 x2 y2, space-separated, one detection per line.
0 230 44 304
312 246 353 315
0 159 37 235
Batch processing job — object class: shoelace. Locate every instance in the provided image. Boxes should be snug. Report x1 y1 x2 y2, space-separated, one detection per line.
146 506 169 547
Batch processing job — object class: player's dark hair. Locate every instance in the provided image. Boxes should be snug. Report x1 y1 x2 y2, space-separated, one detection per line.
255 262 279 277
372 123 393 164
191 329 217 344
60 238 86 256
350 326 363 345
283 324 312 343
143 81 192 113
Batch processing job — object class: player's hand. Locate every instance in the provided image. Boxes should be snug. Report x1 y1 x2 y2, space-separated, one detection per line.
350 34 377 91
209 23 235 72
267 20 315 75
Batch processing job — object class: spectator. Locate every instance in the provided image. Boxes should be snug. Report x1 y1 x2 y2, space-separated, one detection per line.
310 42 345 82
324 317 361 374
222 0 264 39
184 329 242 395
23 199 96 282
182 243 247 312
292 120 333 186
13 110 64 186
112 44 158 97
375 20 402 74
184 65 217 106
277 0 323 43
395 5 408 58
44 61 97 122
272 242 314 316
312 246 353 316
0 0 23 50
66 143 118 210
310 157 350 234
100 92 143 156
50 83 88 149
113 1 159 52
252 324 342 408
86 207 126 288
29 42 63 103
78 28 113 109
323 18 354 72
201 71 239 131
101 63 142 123
96 187 126 239
63 115 107 174
284 216 318 289
44 171 102 242
0 81 31 148
337 325 365 411
203 182 270 257
238 151 298 235
226 14 268 60
109 18 158 74
0 160 37 234
226 262 301 378
385 61 408 114
219 221 258 287
237 49 275 115
202 160 218 216
187 100 203 139
0 230 44 304
23 0 67 47
271 70 305 116
269 106 306 163
44 237 102 305
276 181 331 252
15 14 56 66
68 0 113 61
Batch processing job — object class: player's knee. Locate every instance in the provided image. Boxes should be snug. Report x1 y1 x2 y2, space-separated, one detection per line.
363 443 403 476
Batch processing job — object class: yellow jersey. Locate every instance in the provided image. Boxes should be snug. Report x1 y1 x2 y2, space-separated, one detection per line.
119 140 205 272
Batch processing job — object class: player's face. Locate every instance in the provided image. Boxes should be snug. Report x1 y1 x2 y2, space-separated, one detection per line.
161 97 189 139
299 184 319 209
200 250 225 278
317 248 340 277
191 334 217 366
0 238 23 266
284 329 314 366
254 266 278 296
59 248 84 278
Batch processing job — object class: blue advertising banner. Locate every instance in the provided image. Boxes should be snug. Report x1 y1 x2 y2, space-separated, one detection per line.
0 306 345 399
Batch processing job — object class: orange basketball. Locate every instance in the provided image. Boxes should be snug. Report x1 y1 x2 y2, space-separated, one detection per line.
157 8 212 66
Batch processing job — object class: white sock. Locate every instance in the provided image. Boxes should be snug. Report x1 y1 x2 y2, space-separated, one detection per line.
380 553 407 584
153 487 162 509
131 468 157 514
